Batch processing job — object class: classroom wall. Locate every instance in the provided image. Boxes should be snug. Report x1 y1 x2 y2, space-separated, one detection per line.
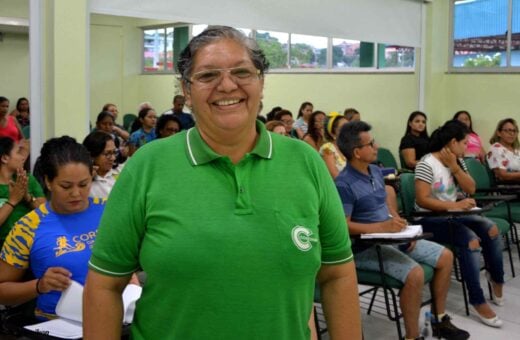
0 0 29 108
2 0 519 153
425 0 520 150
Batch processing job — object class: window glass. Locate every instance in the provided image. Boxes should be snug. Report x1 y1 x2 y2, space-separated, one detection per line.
144 28 166 72
192 24 208 37
512 0 520 66
380 45 415 68
290 34 327 69
332 38 361 68
452 0 508 68
256 30 289 69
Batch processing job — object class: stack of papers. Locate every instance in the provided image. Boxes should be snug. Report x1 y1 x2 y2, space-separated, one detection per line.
24 281 141 339
360 224 422 239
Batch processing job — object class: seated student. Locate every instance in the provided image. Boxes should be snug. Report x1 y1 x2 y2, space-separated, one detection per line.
101 103 129 141
10 97 30 127
83 131 123 199
156 115 182 139
274 109 295 137
0 136 105 320
487 118 520 183
453 110 485 162
335 121 469 340
162 95 195 130
400 111 430 170
320 112 348 179
293 101 313 139
302 111 326 151
0 138 46 248
94 111 127 166
343 107 360 122
415 120 505 328
128 107 157 156
265 120 286 135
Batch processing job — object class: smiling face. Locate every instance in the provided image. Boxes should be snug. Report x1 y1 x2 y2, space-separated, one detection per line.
183 39 263 137
46 163 92 214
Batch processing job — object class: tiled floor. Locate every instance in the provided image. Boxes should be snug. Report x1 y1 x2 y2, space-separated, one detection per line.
317 234 520 339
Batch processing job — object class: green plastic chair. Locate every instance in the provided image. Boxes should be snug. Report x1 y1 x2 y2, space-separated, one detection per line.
377 147 399 169
123 113 137 132
21 126 30 139
465 157 520 271
314 263 435 339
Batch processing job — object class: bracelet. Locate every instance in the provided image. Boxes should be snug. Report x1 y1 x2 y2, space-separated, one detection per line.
36 278 43 295
4 201 15 209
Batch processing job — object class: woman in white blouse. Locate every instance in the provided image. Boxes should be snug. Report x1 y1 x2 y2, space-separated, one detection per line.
487 118 520 183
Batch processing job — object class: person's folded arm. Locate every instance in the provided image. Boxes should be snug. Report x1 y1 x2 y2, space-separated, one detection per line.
83 270 130 340
493 168 520 182
401 148 417 169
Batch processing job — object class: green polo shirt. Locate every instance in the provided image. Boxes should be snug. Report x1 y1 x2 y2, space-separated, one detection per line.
89 122 353 340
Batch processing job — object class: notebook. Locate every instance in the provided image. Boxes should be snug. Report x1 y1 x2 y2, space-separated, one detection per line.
360 224 423 239
24 281 141 339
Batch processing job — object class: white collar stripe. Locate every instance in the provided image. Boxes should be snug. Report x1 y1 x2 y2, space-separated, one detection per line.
186 128 198 165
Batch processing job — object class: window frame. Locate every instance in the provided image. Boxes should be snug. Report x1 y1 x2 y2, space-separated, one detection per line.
141 23 177 74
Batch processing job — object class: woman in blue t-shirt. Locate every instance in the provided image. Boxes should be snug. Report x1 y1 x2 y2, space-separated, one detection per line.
0 136 106 320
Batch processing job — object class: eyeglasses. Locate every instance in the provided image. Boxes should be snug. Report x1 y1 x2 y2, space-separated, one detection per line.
501 128 518 134
101 150 118 158
280 119 294 125
186 66 261 88
356 139 376 149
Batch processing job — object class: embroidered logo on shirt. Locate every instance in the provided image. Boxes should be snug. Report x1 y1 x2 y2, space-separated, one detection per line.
54 236 86 257
291 226 317 252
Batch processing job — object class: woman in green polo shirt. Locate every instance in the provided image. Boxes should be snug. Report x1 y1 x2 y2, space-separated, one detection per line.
84 26 361 340
0 137 45 247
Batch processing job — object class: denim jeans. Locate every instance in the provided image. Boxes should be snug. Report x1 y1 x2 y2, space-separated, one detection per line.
419 215 504 305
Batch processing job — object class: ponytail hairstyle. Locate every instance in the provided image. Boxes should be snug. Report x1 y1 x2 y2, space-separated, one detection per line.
428 120 469 153
33 136 92 196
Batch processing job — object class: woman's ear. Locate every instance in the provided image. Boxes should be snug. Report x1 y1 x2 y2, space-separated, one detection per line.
0 154 10 165
44 177 51 191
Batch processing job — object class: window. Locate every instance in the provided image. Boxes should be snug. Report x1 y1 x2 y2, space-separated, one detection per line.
332 39 361 68
378 44 415 68
451 0 520 70
290 34 328 69
144 24 414 74
256 30 289 69
143 26 174 73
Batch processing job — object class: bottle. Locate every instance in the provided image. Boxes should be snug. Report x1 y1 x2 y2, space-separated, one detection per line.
422 311 431 337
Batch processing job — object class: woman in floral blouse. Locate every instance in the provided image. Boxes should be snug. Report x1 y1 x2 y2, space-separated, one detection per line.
487 118 520 183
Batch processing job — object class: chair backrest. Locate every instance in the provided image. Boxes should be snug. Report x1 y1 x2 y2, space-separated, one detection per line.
21 125 30 139
399 172 416 218
123 113 137 132
377 147 398 169
464 157 492 190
